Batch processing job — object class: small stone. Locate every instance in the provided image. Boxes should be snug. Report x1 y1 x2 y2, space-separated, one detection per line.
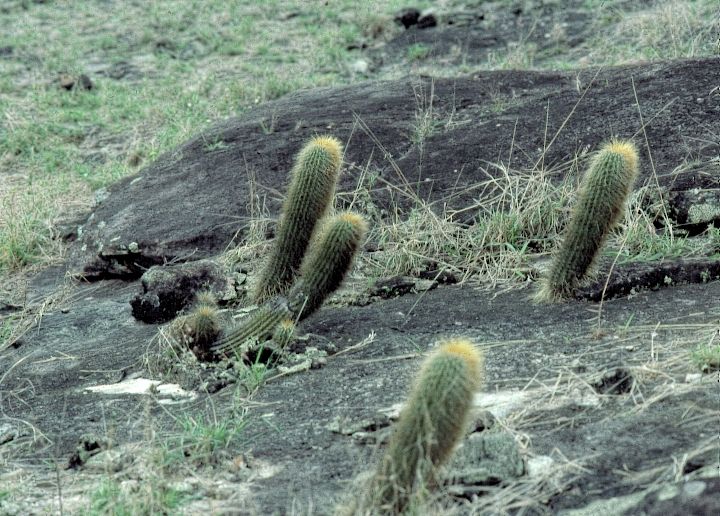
417 13 438 29
83 448 131 474
58 73 75 90
683 480 706 497
445 432 525 486
394 8 420 29
591 367 634 395
685 373 703 383
57 73 93 91
350 59 369 74
656 484 680 501
77 73 93 90
527 455 555 477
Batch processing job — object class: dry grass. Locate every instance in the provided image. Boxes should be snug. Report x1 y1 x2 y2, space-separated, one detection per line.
0 174 92 273
347 153 579 288
603 1 720 62
2 1 719 514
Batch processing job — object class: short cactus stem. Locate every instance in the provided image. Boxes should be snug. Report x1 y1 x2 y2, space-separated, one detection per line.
538 139 639 301
168 291 222 361
254 136 343 304
287 211 367 321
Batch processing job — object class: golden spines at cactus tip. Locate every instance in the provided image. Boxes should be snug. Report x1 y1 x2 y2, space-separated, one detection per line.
271 318 296 350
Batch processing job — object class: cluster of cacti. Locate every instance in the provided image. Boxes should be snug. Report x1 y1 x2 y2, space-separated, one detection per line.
537 139 640 301
342 338 484 514
203 135 366 359
254 136 344 304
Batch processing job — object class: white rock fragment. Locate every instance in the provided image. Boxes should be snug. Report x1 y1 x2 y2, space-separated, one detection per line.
85 378 197 403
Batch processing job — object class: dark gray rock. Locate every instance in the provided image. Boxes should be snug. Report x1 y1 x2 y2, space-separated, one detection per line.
130 259 235 323
66 58 720 279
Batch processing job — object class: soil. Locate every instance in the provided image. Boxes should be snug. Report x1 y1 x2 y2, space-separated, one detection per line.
1 2 719 515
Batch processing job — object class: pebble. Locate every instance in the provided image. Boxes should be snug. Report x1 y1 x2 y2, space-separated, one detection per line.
350 59 369 74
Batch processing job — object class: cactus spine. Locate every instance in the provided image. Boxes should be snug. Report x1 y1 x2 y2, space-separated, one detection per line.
361 339 484 513
254 136 343 304
287 211 367 321
271 318 296 350
184 292 221 349
538 139 639 301
211 297 291 356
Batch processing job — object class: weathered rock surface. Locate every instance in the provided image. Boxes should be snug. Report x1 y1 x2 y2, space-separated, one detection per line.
67 57 720 279
130 259 236 324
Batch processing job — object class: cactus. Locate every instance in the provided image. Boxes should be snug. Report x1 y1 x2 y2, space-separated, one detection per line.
271 318 296 350
287 211 367 321
212 297 291 356
254 136 343 304
359 338 484 514
167 291 222 361
184 302 221 346
194 290 218 308
538 139 639 301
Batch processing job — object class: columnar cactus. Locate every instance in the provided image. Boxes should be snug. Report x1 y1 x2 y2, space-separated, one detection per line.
287 211 368 321
211 297 291 356
254 136 343 304
360 338 484 513
538 139 639 301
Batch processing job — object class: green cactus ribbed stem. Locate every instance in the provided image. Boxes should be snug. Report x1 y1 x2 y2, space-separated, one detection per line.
366 339 484 513
254 136 343 304
211 297 291 356
539 139 639 301
287 211 367 321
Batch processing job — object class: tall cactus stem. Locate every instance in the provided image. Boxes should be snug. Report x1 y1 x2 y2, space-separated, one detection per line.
254 136 343 303
361 338 484 513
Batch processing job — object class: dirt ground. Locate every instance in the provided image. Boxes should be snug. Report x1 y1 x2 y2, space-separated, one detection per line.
1 1 719 515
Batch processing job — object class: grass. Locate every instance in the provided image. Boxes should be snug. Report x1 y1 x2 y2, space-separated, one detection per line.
407 43 431 61
1 0 717 285
691 343 720 373
2 1 720 513
0 0 431 278
161 412 248 469
77 405 248 514
350 155 577 286
83 477 188 516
